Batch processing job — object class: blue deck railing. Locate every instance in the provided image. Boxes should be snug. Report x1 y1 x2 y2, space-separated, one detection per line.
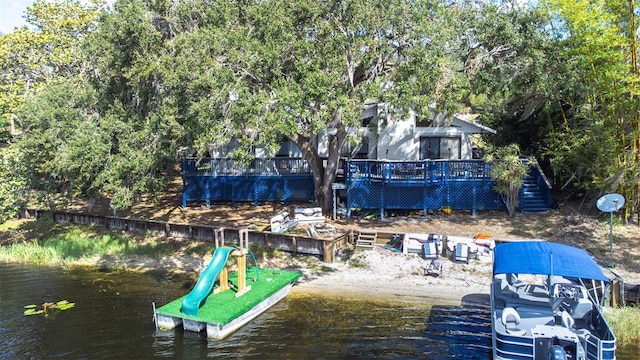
181 158 314 207
181 158 550 216
345 159 492 185
182 158 311 176
344 160 505 217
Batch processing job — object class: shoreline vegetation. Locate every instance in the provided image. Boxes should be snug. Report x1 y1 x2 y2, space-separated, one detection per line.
0 217 638 345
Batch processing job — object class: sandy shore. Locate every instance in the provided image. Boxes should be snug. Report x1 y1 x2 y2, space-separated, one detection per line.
91 245 493 304
290 246 493 305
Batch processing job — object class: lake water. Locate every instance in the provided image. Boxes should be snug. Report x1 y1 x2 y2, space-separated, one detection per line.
0 263 635 359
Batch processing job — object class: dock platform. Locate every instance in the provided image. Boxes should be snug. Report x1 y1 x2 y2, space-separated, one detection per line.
155 268 301 339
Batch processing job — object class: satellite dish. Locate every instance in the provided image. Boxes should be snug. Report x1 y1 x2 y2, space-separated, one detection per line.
596 193 625 212
597 193 625 255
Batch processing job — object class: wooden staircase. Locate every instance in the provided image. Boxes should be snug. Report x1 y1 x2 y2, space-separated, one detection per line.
356 230 377 249
520 174 549 212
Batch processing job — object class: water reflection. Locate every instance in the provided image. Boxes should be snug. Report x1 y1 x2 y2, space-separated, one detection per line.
1 263 635 359
150 293 493 359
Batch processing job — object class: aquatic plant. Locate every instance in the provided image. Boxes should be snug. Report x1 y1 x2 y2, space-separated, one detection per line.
604 305 640 344
24 300 75 317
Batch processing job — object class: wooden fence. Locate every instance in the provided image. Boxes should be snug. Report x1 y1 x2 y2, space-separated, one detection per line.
22 209 352 263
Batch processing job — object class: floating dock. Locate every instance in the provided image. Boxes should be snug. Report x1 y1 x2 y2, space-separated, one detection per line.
154 228 301 339
155 268 301 339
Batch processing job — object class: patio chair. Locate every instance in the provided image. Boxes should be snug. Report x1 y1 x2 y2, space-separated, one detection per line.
454 243 469 264
426 259 444 277
422 241 439 259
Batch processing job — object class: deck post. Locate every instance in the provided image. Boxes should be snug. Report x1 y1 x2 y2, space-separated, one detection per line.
231 182 236 208
333 188 337 220
322 240 333 263
380 185 385 220
472 187 477 217
423 187 428 217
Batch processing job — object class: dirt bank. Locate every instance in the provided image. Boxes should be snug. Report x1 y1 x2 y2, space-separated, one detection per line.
53 177 640 300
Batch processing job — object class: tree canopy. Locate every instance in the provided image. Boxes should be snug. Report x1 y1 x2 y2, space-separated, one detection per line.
0 0 639 221
156 0 464 211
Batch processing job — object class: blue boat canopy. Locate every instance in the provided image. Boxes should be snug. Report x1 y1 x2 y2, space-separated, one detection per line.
493 241 609 282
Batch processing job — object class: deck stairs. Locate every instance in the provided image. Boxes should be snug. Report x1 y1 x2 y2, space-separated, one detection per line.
519 174 549 212
356 230 377 249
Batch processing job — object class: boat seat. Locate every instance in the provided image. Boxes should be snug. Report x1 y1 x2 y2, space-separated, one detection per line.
501 307 526 335
561 310 575 329
507 273 527 291
569 299 592 320
575 328 591 340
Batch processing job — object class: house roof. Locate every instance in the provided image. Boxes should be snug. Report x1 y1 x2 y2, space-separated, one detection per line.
452 114 497 134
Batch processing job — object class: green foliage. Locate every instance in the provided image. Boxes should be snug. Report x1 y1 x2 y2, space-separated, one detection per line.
0 219 171 265
486 144 532 218
15 81 106 199
0 0 100 137
12 0 180 211
538 0 640 217
0 146 27 223
604 305 640 344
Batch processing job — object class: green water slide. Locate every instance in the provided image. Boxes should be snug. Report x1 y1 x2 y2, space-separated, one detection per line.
181 247 234 316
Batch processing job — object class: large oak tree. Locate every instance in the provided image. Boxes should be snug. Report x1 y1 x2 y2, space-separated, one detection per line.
159 0 462 212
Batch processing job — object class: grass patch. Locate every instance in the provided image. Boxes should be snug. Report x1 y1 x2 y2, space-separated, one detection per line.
347 253 369 268
0 218 29 231
604 305 640 345
249 244 285 261
0 218 176 266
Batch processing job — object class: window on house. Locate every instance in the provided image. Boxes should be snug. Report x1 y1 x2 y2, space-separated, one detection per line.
341 138 369 159
353 139 369 159
276 138 290 157
420 137 440 159
420 137 461 160
362 116 374 127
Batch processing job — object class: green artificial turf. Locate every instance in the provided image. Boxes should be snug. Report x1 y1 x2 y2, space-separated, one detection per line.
156 268 301 325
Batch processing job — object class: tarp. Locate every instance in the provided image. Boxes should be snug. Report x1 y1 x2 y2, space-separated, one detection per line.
493 241 609 282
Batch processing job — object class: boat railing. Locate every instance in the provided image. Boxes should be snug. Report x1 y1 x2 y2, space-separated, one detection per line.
586 311 617 360
494 332 534 359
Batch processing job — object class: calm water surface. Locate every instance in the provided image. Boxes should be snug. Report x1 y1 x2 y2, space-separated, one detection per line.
0 263 636 359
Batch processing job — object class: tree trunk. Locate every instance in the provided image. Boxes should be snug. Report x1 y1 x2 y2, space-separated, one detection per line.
292 113 347 215
303 134 345 214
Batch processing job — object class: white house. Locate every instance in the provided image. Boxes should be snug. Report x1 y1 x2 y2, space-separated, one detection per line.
315 103 496 161
207 103 496 161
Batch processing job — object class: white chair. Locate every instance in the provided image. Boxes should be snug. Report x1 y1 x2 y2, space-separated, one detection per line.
454 243 469 263
501 307 526 335
422 241 438 259
426 259 444 277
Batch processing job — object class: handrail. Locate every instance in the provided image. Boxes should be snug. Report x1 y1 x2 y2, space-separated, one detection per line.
182 157 311 176
345 159 493 184
531 160 552 190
